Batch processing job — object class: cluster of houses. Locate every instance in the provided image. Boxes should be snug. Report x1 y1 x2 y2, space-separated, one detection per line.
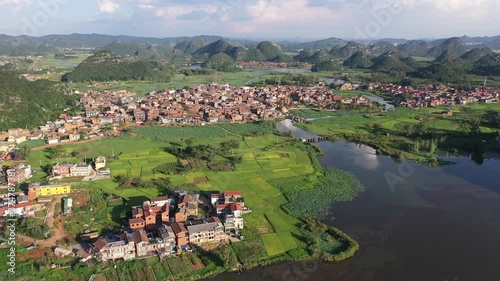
375 84 499 108
92 191 246 262
0 183 72 218
0 83 377 153
236 61 313 69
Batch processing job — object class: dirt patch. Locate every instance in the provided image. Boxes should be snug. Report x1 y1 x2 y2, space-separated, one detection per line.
19 246 51 261
194 176 209 184
72 189 90 208
179 158 189 166
279 153 290 158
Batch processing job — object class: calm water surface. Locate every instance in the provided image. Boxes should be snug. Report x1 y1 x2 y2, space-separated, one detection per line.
207 120 500 281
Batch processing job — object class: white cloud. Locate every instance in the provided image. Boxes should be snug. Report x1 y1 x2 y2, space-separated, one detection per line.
99 0 120 13
0 0 32 7
231 0 341 34
419 0 494 12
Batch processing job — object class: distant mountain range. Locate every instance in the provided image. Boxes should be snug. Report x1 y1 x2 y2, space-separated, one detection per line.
2 33 500 84
1 33 500 57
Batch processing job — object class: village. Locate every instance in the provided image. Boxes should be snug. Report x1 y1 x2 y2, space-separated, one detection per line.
1 83 498 160
0 152 248 262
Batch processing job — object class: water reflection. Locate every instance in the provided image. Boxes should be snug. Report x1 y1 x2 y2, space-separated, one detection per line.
206 121 500 281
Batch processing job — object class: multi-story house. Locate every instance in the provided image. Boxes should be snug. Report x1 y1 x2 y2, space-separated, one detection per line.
172 222 189 250
94 156 107 170
93 234 136 262
211 191 245 230
6 164 32 185
129 218 146 230
52 163 73 177
178 194 199 218
134 226 176 257
28 183 71 200
187 217 225 245
71 163 92 177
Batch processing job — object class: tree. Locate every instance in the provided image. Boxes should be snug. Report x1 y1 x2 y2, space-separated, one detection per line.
483 110 500 128
15 145 31 159
45 145 65 159
184 138 194 148
71 149 80 158
153 177 172 195
220 140 240 154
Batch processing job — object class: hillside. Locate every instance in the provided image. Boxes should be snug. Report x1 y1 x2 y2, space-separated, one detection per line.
301 49 332 64
434 50 459 64
473 53 500 76
371 52 414 73
397 40 432 56
201 53 237 72
329 42 369 60
279 37 346 51
343 51 373 68
62 50 175 82
460 48 494 63
426 37 468 57
0 72 76 130
101 41 143 56
369 41 397 55
416 61 467 83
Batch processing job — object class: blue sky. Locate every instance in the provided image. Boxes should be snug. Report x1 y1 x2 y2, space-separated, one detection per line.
1 0 499 39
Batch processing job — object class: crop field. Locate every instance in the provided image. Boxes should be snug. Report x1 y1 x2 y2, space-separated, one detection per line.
261 233 286 256
25 138 179 181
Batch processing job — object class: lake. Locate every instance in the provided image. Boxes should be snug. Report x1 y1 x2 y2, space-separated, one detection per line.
206 120 500 281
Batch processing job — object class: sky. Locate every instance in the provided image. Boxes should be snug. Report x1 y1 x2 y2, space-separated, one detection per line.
0 0 499 40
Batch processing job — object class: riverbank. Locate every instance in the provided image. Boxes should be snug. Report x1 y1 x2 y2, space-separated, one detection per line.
294 103 500 166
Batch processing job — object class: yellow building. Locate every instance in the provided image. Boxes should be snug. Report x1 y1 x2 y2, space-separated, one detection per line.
28 184 71 200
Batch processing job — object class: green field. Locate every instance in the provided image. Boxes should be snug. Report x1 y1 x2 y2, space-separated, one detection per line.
21 131 318 257
261 233 286 256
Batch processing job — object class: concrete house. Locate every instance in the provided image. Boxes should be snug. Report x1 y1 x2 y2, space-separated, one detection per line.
187 217 225 245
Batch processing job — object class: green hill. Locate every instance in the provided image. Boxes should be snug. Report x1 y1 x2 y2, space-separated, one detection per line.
369 41 397 55
371 50 415 73
460 48 494 63
0 72 76 130
174 39 205 54
343 51 373 68
416 61 467 83
194 39 248 61
434 50 459 64
194 39 234 58
201 52 236 71
62 50 175 82
101 41 143 55
473 53 500 76
426 37 468 58
329 42 369 60
305 49 332 64
397 40 432 56
254 41 284 60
